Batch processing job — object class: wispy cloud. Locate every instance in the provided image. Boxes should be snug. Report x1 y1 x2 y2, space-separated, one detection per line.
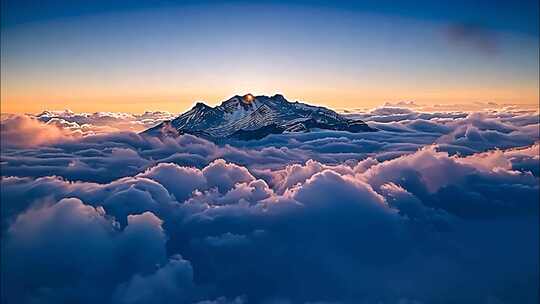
445 22 499 54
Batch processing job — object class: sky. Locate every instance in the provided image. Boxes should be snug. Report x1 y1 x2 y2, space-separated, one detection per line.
1 3 540 303
1 0 539 114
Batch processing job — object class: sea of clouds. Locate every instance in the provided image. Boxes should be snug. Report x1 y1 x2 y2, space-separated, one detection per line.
1 105 539 304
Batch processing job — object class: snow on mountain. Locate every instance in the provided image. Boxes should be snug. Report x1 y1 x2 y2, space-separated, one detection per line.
143 94 376 140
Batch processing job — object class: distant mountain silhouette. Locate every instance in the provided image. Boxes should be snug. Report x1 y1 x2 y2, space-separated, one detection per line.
143 94 376 140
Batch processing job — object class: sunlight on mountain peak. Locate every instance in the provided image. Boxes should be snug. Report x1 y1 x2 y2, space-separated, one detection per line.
243 94 255 104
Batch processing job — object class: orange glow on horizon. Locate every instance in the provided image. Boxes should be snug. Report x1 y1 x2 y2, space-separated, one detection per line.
1 84 538 114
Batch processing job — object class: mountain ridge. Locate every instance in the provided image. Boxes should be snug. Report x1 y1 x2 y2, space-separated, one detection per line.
143 94 376 140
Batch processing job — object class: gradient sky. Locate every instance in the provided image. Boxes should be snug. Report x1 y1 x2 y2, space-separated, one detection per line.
1 0 538 114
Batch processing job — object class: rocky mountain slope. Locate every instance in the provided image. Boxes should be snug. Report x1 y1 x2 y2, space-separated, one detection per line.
143 94 375 140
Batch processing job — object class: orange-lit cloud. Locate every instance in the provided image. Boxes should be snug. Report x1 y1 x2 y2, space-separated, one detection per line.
0 115 77 148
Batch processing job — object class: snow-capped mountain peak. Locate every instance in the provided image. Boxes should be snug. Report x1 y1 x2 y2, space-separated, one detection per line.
143 94 375 140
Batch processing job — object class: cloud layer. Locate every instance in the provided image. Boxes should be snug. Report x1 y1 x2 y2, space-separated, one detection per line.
35 109 177 135
1 106 539 303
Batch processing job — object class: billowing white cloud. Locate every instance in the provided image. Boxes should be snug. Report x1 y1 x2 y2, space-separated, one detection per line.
34 110 177 134
0 115 78 148
1 106 539 303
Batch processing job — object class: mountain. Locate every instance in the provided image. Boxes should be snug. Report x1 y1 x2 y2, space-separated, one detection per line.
143 94 376 140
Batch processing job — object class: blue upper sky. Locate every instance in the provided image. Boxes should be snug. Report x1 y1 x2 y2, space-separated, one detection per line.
3 0 538 35
1 0 538 113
